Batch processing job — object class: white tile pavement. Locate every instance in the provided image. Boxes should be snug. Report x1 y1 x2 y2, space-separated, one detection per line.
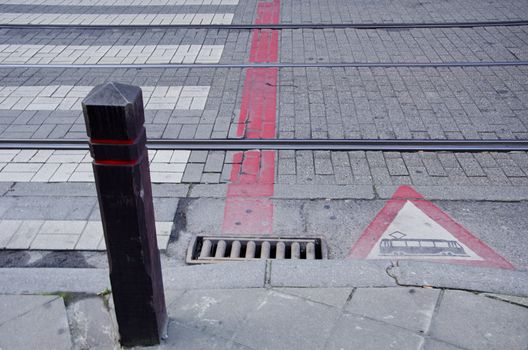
0 0 238 5
0 44 224 65
0 219 173 250
0 85 211 110
0 149 190 183
0 13 234 25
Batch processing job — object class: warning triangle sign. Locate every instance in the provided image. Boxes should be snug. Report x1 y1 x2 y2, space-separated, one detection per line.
348 186 514 269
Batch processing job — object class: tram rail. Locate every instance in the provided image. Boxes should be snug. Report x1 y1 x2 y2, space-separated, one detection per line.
1 61 528 69
0 139 526 152
0 19 527 30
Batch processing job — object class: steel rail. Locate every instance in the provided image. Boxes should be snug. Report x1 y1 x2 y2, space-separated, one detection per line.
0 20 527 30
1 61 528 69
0 139 526 152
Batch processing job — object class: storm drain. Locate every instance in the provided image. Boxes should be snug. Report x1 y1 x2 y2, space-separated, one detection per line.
186 236 327 264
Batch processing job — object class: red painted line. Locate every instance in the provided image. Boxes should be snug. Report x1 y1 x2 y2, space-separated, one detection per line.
348 186 515 269
222 0 280 235
236 68 277 138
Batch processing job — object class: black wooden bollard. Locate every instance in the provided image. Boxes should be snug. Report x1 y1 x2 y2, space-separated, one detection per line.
82 82 167 346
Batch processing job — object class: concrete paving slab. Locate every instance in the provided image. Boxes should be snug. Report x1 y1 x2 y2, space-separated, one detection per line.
0 295 72 350
0 294 57 324
377 185 528 202
0 268 110 294
429 290 528 350
481 293 528 307
326 312 424 350
273 184 375 199
233 290 341 350
274 287 352 308
163 261 266 290
66 296 118 350
152 321 253 350
345 287 439 333
391 261 528 297
422 339 465 350
168 288 268 339
270 260 396 288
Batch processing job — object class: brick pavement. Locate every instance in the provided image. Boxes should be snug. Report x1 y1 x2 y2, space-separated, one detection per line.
0 65 527 140
0 219 173 250
0 27 250 63
0 0 525 257
0 149 190 183
280 0 528 24
0 0 239 5
277 66 528 140
0 12 235 25
0 44 224 64
182 150 528 187
0 67 225 139
280 27 528 63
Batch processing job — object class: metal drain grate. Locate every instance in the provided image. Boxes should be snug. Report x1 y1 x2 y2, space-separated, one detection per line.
186 236 327 264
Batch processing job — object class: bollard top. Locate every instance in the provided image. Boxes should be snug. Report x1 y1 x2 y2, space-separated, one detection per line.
82 82 145 140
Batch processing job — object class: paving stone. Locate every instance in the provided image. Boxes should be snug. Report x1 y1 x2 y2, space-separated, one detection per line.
0 295 72 350
66 296 117 350
204 151 225 173
0 13 234 26
161 321 252 350
5 220 43 249
182 163 205 183
429 290 528 350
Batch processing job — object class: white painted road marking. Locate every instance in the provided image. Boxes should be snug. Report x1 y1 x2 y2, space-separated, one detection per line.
0 85 211 110
367 201 481 260
348 185 514 269
0 44 224 64
0 149 190 183
0 13 234 25
0 220 173 250
0 0 238 4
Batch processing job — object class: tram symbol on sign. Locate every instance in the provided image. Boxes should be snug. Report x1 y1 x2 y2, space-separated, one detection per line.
380 231 469 257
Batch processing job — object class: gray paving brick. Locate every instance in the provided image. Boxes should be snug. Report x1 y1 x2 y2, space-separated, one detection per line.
188 150 208 163
203 151 225 173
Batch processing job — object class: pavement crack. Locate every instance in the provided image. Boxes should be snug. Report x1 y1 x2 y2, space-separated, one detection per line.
385 261 404 286
1 182 16 196
480 293 528 309
507 48 520 60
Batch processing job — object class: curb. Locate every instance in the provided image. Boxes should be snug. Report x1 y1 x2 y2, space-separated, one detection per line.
1 260 527 297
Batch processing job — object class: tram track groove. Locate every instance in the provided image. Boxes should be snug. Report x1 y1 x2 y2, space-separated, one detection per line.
1 61 528 69
0 139 526 152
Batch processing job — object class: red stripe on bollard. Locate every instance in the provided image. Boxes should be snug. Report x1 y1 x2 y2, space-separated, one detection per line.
91 138 134 145
94 159 139 166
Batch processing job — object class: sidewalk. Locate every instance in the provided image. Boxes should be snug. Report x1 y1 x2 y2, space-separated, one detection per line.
1 261 527 350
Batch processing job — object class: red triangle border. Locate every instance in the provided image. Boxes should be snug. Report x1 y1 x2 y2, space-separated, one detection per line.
347 186 514 269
